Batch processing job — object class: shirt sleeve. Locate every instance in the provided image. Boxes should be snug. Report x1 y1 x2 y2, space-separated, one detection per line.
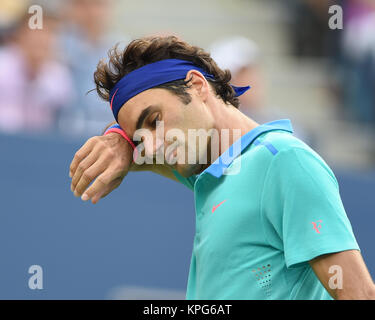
261 147 360 268
172 169 197 191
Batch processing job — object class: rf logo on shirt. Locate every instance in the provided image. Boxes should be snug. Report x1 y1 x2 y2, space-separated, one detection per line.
312 220 323 234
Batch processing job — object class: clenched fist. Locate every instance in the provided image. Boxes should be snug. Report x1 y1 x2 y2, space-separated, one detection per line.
69 133 133 204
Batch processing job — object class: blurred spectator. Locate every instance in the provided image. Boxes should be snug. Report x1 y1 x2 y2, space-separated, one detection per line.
0 9 74 134
339 0 375 125
209 36 312 143
285 0 375 126
285 0 339 58
210 36 264 115
0 0 27 45
57 0 128 137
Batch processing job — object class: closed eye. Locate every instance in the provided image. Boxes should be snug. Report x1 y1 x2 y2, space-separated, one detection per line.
149 113 160 128
133 114 160 146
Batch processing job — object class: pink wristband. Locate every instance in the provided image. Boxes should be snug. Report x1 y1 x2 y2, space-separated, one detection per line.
104 127 138 161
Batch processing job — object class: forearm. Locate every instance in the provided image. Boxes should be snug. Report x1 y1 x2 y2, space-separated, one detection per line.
129 158 178 181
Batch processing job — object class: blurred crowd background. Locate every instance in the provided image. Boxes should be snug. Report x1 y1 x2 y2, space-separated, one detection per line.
0 0 375 168
0 0 374 299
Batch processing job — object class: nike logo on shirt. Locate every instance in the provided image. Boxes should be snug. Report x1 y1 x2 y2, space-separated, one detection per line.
212 200 227 213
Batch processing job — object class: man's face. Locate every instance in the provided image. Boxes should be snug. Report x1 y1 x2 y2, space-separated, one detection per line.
117 87 214 177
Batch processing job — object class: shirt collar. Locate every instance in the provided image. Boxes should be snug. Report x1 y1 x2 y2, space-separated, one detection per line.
202 119 294 178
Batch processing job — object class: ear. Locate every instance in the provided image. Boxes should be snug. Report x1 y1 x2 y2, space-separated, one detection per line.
185 69 210 102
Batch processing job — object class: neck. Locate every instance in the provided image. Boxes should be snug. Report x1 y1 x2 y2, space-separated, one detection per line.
214 103 259 141
202 100 259 171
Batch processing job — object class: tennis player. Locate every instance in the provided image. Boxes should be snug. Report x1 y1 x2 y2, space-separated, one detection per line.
69 36 375 300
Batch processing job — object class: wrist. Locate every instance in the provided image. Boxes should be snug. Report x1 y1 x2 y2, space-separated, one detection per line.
103 123 123 136
104 124 138 162
102 121 117 135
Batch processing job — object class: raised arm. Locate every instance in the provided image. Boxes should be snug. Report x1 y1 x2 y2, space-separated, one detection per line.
69 128 177 204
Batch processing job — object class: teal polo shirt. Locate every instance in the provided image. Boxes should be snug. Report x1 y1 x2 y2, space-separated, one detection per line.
173 119 360 300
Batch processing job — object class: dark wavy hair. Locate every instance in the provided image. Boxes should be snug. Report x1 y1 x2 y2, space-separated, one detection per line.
94 36 240 108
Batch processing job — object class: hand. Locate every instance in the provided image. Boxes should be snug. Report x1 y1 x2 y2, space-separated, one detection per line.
69 133 133 204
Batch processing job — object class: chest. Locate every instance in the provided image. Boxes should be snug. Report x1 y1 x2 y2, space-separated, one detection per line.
193 168 267 260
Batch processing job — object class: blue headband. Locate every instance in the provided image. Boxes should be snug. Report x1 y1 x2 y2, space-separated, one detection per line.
109 59 250 121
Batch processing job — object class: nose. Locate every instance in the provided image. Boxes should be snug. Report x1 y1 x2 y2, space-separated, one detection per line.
143 134 164 160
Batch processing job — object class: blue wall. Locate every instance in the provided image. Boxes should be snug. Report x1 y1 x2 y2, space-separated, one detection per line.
0 134 373 299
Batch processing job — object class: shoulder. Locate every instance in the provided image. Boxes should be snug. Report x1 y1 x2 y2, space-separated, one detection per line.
240 130 313 168
258 130 311 153
259 132 338 193
248 130 324 166
241 130 336 185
